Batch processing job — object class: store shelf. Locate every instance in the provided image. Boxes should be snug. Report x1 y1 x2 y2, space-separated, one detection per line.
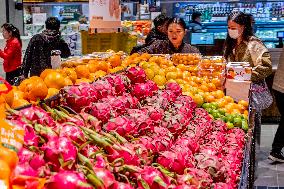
23 0 88 2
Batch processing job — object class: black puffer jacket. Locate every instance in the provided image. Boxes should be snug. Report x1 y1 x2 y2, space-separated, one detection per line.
22 30 71 77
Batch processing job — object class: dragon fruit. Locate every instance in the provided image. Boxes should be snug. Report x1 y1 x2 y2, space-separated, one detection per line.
46 171 92 189
157 90 177 103
120 94 139 109
127 109 154 135
93 168 116 188
140 105 164 124
85 102 112 123
59 122 86 144
80 144 99 158
100 96 128 116
157 149 194 174
144 95 171 110
137 127 174 154
42 137 77 171
64 83 98 112
110 182 134 189
14 162 38 177
29 153 45 170
104 116 137 137
136 166 171 189
131 83 155 100
104 74 130 95
175 136 200 154
18 148 34 163
79 112 102 132
165 82 182 97
125 67 147 84
162 112 189 136
93 79 115 99
178 168 213 188
174 185 198 189
214 183 234 189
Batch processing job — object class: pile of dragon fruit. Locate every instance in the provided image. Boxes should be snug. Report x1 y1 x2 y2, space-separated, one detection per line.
7 67 246 189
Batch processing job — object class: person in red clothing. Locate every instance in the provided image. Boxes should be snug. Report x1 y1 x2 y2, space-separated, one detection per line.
0 23 22 85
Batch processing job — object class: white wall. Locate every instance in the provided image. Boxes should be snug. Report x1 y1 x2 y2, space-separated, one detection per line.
0 0 7 26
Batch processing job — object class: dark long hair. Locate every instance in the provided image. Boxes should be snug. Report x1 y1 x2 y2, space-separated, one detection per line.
167 17 187 31
1 23 22 46
224 11 254 60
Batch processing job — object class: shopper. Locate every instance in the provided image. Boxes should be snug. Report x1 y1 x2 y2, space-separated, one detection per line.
131 14 169 54
137 17 199 54
188 12 203 33
145 14 169 45
22 17 71 78
224 11 273 169
269 47 284 162
0 23 22 85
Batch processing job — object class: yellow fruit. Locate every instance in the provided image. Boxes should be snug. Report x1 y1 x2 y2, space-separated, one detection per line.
238 100 249 109
145 68 155 80
167 79 177 83
157 69 166 77
223 96 234 103
166 72 177 80
93 70 107 79
0 84 14 107
153 75 167 86
75 78 92 84
44 72 66 90
193 94 204 107
175 79 185 85
75 65 90 79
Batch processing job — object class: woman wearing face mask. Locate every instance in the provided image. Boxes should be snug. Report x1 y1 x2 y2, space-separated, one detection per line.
0 23 22 85
224 11 273 165
137 17 199 54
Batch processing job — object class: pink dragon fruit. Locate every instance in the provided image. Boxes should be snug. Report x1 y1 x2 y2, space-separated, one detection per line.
146 80 159 93
214 182 234 189
18 148 34 163
175 136 200 154
11 106 56 127
46 170 92 189
59 122 86 144
93 80 115 99
131 83 154 100
213 120 229 132
127 109 154 135
125 142 152 165
144 95 171 110
104 116 137 137
80 144 99 158
157 90 177 103
178 168 213 188
85 102 112 123
14 162 38 177
140 105 164 124
42 137 77 171
64 83 98 112
161 112 189 136
93 168 116 188
136 166 171 189
125 67 147 84
100 96 128 116
165 82 182 97
174 185 198 189
137 127 174 154
104 74 130 95
79 112 102 132
94 154 108 169
119 94 139 109
110 182 134 189
29 153 45 170
157 149 194 174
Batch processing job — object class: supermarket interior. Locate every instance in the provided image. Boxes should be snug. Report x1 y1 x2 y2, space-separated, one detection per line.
0 0 284 189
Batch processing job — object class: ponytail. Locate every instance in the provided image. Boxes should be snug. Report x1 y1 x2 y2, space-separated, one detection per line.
1 23 22 46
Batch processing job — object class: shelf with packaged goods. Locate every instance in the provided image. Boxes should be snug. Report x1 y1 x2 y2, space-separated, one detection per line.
23 0 88 3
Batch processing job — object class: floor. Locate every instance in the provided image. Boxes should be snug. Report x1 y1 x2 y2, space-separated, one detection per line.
254 124 284 189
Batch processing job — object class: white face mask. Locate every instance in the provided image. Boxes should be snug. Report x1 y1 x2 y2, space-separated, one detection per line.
228 29 240 39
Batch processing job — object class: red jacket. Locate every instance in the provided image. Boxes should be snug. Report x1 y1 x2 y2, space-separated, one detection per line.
0 37 22 73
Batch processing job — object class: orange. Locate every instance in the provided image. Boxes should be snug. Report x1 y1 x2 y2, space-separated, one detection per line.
216 99 227 108
64 77 73 86
44 72 66 89
177 64 186 71
238 100 249 109
223 96 234 103
0 84 14 107
75 78 92 84
207 83 216 92
45 88 59 99
108 54 122 68
166 72 177 80
75 65 90 79
93 70 107 79
212 78 222 88
40 69 55 80
199 84 209 92
231 109 241 114
13 90 24 100
87 63 98 73
11 99 30 108
20 77 48 101
243 110 249 117
236 104 246 113
62 68 77 83
205 95 215 103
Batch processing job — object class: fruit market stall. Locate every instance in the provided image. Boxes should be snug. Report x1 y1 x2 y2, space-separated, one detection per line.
0 53 256 189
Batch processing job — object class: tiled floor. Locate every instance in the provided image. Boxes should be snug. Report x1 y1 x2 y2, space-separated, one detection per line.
254 124 284 188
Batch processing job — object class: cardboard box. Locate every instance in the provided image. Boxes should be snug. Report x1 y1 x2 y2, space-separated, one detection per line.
225 79 251 102
226 62 252 81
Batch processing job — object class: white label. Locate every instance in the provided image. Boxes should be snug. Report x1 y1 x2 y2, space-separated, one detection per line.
0 180 8 189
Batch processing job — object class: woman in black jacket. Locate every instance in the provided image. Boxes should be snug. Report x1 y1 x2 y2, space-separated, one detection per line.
137 17 199 54
22 17 71 78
